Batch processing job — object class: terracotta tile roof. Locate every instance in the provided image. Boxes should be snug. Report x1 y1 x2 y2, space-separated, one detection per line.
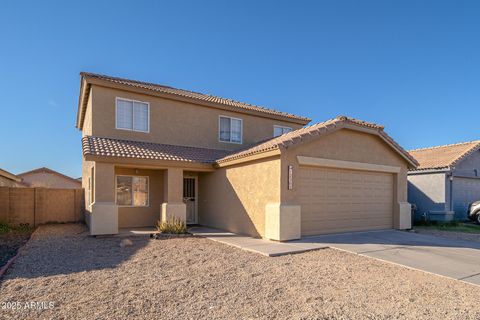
78 72 311 129
82 136 230 164
217 116 418 167
409 140 480 170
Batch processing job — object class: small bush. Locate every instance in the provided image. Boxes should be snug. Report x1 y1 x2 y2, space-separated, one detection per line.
0 222 33 234
0 221 10 234
157 217 187 234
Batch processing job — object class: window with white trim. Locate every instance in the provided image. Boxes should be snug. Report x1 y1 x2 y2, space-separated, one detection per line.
116 176 149 206
116 98 149 132
273 125 292 137
219 116 242 143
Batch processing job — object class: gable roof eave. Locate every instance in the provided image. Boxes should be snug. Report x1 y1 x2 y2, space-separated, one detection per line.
18 167 82 185
216 116 418 168
76 72 311 130
0 168 22 182
450 143 480 168
408 140 480 171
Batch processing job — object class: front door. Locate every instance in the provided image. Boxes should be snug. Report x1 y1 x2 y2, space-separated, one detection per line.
183 176 197 224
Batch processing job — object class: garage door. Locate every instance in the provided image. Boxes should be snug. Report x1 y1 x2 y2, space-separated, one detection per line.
299 167 394 236
453 177 480 220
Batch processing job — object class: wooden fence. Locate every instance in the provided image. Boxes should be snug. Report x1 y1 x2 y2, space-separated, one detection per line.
0 187 84 226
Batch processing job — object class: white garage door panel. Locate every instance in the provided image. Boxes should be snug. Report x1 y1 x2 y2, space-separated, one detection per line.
299 167 394 235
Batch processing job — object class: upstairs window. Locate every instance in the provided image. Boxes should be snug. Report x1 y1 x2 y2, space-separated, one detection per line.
273 125 292 137
219 116 242 143
116 98 149 132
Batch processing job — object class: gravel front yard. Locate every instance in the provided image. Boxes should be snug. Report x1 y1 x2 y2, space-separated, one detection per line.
1 224 479 319
0 229 33 269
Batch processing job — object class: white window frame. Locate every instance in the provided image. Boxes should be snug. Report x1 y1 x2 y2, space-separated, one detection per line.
115 175 150 207
115 97 150 133
273 125 292 137
218 115 243 144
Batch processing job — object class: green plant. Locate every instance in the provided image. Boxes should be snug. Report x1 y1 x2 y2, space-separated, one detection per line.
156 217 187 234
0 221 10 234
0 222 33 234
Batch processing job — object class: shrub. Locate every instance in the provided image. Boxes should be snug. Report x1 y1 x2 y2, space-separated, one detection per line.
0 221 10 234
0 222 33 234
157 217 187 234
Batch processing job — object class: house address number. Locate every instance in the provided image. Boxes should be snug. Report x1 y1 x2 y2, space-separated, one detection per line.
288 165 293 190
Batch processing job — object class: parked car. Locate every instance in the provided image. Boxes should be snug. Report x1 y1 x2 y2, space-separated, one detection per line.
467 201 480 224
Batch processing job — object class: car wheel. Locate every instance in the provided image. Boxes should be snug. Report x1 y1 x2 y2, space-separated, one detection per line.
476 214 480 225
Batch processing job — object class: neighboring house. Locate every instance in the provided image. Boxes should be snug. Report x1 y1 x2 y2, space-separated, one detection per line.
77 72 417 239
0 168 24 187
408 141 480 221
18 167 82 189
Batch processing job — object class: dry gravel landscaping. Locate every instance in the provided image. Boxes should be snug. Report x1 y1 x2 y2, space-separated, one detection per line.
0 224 34 269
1 224 479 320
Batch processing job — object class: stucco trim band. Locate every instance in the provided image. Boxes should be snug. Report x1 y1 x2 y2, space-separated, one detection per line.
297 156 401 173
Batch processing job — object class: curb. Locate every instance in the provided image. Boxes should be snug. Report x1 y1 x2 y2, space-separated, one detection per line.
0 227 38 280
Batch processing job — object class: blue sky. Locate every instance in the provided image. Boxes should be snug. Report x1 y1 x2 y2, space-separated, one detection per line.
0 0 479 178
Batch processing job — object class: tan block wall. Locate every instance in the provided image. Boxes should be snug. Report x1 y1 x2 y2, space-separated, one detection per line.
20 172 81 189
115 167 164 228
0 187 84 226
199 157 281 238
281 128 410 229
87 85 303 151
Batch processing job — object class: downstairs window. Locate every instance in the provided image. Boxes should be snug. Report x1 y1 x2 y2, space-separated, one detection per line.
116 175 149 206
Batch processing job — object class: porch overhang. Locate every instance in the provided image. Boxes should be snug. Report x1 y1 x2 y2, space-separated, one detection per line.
84 154 216 172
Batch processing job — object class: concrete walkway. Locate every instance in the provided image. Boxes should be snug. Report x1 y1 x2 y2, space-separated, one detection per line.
189 227 327 257
303 229 480 286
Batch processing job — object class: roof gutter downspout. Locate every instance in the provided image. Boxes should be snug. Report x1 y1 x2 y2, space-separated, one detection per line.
448 168 454 212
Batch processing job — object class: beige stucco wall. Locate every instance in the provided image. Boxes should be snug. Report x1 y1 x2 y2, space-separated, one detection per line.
86 85 303 151
20 172 81 189
82 159 95 211
82 88 93 137
115 167 164 228
199 157 281 238
281 128 410 229
83 160 166 228
0 176 23 187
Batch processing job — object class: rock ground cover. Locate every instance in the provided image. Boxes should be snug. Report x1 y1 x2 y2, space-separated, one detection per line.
1 223 479 319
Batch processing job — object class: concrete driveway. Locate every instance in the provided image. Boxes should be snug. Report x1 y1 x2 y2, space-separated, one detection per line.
291 230 480 286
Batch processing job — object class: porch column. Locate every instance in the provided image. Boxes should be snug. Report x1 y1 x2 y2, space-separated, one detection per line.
90 162 118 235
161 168 186 222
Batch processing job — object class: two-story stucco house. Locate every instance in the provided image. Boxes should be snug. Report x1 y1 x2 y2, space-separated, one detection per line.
77 72 417 240
408 141 480 221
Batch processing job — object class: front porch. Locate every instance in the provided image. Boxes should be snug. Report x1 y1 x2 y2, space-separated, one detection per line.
86 162 206 235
